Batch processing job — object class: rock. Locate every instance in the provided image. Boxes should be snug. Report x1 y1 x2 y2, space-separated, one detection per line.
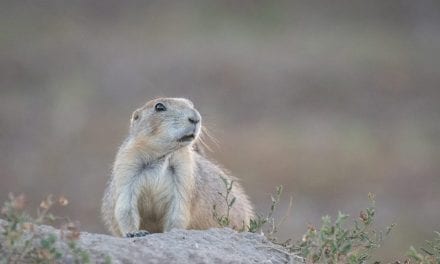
0 219 302 264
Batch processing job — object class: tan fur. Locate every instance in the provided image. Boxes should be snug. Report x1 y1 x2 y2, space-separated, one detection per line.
101 98 254 236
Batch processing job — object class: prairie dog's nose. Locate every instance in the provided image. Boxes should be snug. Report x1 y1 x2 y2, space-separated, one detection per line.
188 110 201 124
188 116 200 124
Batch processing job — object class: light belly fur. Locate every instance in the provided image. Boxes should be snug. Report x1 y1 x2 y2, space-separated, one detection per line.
136 160 175 233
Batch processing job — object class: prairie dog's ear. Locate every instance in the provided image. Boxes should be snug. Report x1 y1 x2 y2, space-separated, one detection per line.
131 109 141 125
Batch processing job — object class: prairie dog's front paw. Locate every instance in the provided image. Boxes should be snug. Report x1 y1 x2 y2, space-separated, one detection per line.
125 230 150 238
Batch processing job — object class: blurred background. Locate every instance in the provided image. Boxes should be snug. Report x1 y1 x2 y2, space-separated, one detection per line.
1 0 439 260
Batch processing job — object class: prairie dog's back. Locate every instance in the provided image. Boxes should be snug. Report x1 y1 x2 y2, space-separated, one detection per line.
189 153 254 230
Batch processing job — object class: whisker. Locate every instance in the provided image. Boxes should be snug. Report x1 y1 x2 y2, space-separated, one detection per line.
198 134 213 153
202 126 220 147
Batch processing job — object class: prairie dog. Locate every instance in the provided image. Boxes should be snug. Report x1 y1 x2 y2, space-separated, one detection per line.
101 98 254 236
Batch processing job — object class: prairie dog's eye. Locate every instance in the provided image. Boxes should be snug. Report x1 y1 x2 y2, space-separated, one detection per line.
154 103 166 112
132 112 140 121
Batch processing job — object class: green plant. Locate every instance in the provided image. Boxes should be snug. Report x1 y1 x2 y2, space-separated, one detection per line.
37 234 63 263
213 177 236 228
288 193 394 264
213 182 440 264
245 188 395 263
0 193 64 263
0 193 101 264
67 240 90 264
212 180 293 237
61 222 92 264
407 231 440 264
248 185 292 240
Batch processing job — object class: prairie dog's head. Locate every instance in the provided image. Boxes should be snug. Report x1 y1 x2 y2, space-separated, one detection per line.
129 98 202 153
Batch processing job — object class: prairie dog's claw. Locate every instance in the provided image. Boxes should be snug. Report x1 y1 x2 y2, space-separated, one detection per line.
125 230 150 238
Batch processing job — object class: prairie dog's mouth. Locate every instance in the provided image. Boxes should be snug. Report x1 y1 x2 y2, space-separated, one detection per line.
178 134 195 142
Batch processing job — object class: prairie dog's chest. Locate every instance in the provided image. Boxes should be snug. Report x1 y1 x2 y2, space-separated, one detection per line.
136 159 177 222
139 159 174 193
